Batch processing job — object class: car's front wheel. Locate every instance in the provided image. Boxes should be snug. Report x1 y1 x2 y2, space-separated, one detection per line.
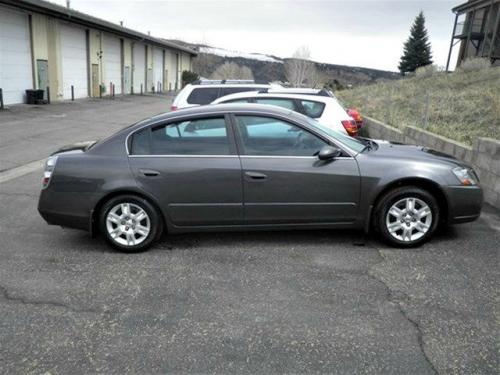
374 186 439 247
99 195 162 252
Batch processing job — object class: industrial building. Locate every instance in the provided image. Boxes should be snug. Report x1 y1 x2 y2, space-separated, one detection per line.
0 0 196 105
446 0 500 70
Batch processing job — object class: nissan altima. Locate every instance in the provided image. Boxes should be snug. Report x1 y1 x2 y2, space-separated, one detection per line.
38 104 483 252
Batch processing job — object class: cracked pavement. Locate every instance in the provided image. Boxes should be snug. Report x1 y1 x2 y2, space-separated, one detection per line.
0 97 498 374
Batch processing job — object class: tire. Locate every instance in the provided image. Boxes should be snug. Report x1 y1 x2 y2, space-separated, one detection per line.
373 186 439 248
99 194 163 252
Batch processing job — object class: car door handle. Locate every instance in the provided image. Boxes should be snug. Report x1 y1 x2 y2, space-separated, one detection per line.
245 171 267 181
139 169 160 177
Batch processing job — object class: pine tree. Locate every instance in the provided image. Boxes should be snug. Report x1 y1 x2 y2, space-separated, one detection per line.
398 12 433 75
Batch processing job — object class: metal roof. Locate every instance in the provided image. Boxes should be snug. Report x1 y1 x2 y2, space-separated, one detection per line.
0 0 197 55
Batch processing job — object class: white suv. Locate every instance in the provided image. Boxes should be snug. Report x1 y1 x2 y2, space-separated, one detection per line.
171 80 277 111
212 92 360 136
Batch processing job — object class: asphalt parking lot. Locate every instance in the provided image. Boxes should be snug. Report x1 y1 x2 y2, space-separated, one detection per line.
0 96 498 374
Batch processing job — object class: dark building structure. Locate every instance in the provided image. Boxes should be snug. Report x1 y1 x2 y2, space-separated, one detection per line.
446 0 500 70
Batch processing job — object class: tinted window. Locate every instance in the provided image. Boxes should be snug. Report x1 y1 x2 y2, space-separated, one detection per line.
300 100 325 118
223 98 253 104
235 116 326 156
146 117 230 155
254 98 296 111
187 88 220 104
130 128 150 155
220 87 260 97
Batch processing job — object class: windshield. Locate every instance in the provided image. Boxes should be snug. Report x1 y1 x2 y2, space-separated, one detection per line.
304 117 366 153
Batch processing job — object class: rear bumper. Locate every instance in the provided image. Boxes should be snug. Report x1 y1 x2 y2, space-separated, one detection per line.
38 189 93 231
443 185 483 224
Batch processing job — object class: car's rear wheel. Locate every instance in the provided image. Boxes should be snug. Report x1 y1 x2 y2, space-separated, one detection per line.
99 195 162 252
374 186 439 247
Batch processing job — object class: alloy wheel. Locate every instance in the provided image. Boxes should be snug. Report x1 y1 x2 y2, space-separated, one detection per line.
105 203 151 246
385 197 432 242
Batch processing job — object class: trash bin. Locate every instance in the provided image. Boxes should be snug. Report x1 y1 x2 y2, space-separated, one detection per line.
26 89 37 104
26 89 45 104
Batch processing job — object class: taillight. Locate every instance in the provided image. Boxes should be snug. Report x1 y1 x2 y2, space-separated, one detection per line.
347 108 363 127
42 155 58 189
341 120 359 137
170 105 178 111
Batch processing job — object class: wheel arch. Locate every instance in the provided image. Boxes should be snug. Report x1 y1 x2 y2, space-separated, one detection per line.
367 177 449 232
90 189 166 237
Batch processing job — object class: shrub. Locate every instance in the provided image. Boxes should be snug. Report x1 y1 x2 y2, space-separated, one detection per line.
458 58 491 72
415 64 442 78
181 70 199 86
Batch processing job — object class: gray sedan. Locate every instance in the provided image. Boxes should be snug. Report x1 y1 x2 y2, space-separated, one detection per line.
38 104 483 252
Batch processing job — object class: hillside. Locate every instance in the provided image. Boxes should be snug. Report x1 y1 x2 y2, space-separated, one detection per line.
337 65 500 145
168 40 399 87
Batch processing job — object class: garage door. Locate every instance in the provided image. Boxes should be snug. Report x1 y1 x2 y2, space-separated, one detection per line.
132 43 145 92
153 48 164 91
60 24 88 99
0 6 33 105
104 34 122 95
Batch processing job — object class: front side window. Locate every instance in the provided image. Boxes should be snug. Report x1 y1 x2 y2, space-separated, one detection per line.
131 117 230 155
186 88 220 104
254 98 296 111
300 100 325 118
235 116 327 156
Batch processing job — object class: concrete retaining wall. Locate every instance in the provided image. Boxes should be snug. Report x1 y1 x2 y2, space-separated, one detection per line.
363 116 500 208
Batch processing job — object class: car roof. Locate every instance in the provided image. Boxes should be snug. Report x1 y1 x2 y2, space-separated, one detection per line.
212 91 335 104
186 83 272 89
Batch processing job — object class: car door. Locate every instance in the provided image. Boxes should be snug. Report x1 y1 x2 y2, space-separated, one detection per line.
128 115 243 227
232 114 360 225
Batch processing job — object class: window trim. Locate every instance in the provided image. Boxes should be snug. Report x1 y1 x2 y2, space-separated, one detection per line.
128 114 237 156
125 109 358 158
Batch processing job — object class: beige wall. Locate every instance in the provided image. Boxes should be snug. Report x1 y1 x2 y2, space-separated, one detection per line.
7 6 192 101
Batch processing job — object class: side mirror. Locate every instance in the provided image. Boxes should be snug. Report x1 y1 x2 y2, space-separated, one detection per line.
318 145 342 160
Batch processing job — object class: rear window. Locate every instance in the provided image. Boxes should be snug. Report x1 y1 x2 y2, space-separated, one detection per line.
186 87 220 104
300 100 325 118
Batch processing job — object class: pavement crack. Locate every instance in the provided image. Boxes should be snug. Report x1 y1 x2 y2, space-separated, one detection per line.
0 284 99 314
366 244 439 375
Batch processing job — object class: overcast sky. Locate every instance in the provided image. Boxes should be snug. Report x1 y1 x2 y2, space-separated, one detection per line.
49 0 462 71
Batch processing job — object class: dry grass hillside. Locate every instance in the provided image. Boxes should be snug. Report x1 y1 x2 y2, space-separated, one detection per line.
337 63 500 145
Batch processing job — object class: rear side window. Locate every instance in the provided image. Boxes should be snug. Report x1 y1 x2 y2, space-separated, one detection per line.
186 88 220 104
130 128 150 155
151 117 230 155
300 100 325 118
254 98 296 111
219 87 260 97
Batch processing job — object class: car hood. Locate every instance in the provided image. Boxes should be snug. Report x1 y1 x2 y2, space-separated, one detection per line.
371 139 469 167
51 140 98 156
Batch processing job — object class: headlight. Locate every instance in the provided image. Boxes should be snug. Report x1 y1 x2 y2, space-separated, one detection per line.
452 167 478 186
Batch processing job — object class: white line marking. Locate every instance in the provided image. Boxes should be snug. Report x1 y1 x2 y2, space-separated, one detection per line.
0 159 45 184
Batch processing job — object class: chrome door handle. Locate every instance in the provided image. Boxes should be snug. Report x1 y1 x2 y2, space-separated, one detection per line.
139 169 160 177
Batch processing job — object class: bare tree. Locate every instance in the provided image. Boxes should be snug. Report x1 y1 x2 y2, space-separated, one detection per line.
285 46 320 88
210 62 254 80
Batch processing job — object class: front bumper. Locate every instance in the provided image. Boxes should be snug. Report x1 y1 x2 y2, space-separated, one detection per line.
443 185 483 224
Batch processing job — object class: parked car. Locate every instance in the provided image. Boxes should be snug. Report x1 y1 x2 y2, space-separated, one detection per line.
263 87 364 128
170 80 276 111
212 92 359 136
38 104 483 252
